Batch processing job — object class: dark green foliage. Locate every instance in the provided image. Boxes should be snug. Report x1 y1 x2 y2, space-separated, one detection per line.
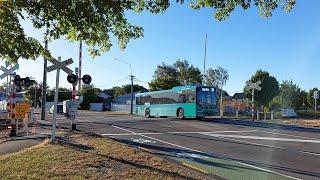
245 70 280 107
79 85 103 110
0 0 295 62
149 60 202 91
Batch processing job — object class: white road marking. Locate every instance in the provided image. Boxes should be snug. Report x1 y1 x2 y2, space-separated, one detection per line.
111 125 301 180
204 134 320 144
102 133 163 136
204 134 320 156
257 130 318 140
101 130 257 136
204 135 285 149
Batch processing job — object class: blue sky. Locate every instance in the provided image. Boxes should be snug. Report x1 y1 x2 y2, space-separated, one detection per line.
2 1 320 95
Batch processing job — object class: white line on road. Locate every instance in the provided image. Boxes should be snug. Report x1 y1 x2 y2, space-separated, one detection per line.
203 134 320 156
111 125 301 180
257 130 318 140
101 130 258 136
204 134 320 144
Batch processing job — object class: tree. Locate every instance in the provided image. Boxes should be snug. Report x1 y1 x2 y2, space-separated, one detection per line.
244 70 280 108
111 84 148 98
79 84 103 110
149 62 181 91
24 83 43 106
174 60 202 85
0 0 296 62
46 87 72 102
204 67 229 116
272 80 302 109
149 60 203 90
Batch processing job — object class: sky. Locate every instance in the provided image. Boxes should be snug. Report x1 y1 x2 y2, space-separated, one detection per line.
2 1 320 95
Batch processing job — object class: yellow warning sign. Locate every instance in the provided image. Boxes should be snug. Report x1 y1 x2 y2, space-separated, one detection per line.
16 103 30 119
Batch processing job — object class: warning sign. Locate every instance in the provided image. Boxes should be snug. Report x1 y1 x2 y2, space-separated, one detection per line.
16 102 30 119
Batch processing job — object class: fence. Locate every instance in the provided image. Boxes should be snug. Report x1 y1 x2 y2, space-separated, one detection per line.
111 103 132 114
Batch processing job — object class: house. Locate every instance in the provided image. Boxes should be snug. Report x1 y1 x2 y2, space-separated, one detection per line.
223 92 249 114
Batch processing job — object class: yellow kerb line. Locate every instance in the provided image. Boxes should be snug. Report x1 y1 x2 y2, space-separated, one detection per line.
182 162 208 174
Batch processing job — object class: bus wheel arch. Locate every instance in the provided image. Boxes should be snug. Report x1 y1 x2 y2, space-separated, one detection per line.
177 108 185 119
145 108 151 118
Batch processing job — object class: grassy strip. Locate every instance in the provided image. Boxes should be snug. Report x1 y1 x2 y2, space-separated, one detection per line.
0 132 210 180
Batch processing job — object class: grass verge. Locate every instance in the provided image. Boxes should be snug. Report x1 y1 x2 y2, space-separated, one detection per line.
0 132 210 180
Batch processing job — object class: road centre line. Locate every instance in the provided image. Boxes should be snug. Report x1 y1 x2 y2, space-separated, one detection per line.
111 125 301 180
203 134 320 144
101 130 258 136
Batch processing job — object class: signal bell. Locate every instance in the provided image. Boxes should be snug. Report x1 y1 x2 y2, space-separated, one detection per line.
67 74 78 84
82 74 91 84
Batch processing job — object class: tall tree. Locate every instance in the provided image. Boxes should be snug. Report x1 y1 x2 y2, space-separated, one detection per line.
244 70 280 108
174 60 202 85
0 0 295 62
273 80 302 109
204 66 229 116
149 62 181 91
79 84 103 110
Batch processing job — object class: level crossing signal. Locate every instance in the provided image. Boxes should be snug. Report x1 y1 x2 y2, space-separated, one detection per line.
13 75 36 91
67 74 91 85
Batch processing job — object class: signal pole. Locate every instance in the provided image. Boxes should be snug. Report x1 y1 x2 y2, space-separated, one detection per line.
41 29 48 120
78 40 82 92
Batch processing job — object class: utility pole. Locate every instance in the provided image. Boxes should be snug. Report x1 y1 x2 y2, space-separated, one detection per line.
34 83 37 108
78 40 82 92
203 34 207 81
130 74 135 115
115 59 134 114
41 29 48 120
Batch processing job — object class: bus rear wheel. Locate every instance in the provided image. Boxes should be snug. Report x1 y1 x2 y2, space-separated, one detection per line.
145 108 151 118
177 108 184 119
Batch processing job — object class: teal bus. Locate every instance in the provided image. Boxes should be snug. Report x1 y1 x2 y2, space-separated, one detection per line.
135 85 218 119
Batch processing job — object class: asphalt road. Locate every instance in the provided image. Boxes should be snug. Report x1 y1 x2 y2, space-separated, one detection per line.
74 111 320 180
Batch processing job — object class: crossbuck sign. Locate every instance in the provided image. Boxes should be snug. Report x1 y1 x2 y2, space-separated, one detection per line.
0 64 19 79
247 80 262 91
47 58 73 74
246 80 262 121
47 57 73 142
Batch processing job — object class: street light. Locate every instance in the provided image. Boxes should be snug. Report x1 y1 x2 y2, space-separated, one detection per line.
115 58 135 115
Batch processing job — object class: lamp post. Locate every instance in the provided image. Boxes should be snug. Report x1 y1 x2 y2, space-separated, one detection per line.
115 59 135 114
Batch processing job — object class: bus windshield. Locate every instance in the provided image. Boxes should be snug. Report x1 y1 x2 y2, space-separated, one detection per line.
197 88 216 106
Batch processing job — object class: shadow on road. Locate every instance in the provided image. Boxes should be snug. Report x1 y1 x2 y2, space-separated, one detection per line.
114 138 320 179
204 118 320 133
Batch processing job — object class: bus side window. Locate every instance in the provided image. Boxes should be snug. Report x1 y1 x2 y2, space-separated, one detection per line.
178 94 186 103
187 94 195 103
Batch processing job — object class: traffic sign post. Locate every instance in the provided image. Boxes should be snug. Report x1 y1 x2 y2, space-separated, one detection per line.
314 90 319 120
47 56 73 142
246 80 262 122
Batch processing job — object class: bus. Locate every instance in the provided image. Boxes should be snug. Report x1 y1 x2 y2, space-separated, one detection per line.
135 85 218 119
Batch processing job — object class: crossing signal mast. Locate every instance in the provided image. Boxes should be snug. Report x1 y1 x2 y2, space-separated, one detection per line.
67 72 92 131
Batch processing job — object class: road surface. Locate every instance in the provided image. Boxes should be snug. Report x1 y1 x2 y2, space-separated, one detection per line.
73 111 320 180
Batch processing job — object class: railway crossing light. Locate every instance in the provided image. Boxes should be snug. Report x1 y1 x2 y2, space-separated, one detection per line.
67 74 91 85
67 74 78 84
82 74 91 84
13 75 36 92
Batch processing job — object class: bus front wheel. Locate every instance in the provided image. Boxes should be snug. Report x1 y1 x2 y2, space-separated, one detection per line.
145 108 151 118
177 108 184 119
